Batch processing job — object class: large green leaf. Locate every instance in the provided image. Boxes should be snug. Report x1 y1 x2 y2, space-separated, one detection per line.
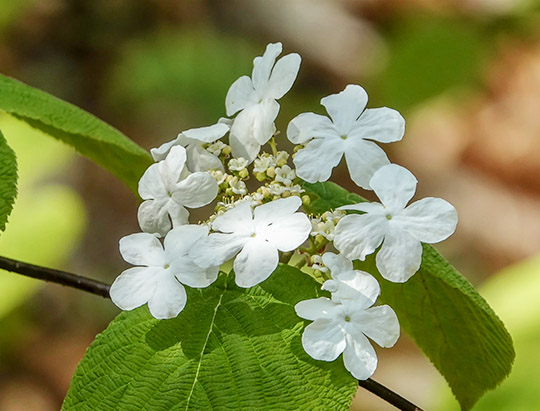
0 73 152 192
303 181 515 410
0 130 17 232
63 265 357 410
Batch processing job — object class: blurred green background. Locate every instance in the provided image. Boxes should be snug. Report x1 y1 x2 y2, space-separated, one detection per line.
1 0 540 409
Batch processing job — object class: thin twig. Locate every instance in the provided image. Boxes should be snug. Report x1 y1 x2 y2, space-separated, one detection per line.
358 378 423 411
0 255 110 298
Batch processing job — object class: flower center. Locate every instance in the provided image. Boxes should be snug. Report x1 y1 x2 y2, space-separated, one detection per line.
167 192 172 198
341 135 347 140
386 214 393 220
163 264 170 269
344 316 351 322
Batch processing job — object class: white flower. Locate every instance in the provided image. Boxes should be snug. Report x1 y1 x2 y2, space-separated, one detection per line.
267 183 285 196
110 226 219 319
190 196 311 288
228 157 249 171
151 122 229 172
253 153 276 173
210 169 227 185
275 150 289 166
228 177 248 195
206 140 227 157
295 266 399 380
334 164 458 283
287 184 304 194
312 220 336 241
288 85 405 189
138 146 218 237
275 165 296 186
310 254 328 272
226 42 301 162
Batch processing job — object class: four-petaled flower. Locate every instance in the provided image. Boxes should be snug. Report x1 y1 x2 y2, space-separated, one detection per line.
288 84 405 189
138 145 218 237
226 42 301 162
110 225 219 319
334 164 458 282
295 264 399 380
190 196 311 288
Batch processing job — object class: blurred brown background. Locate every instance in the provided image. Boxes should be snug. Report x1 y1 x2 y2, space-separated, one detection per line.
1 0 540 409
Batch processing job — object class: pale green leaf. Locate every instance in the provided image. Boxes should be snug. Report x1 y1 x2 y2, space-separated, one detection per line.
0 73 152 192
63 265 357 410
0 130 17 232
303 181 515 410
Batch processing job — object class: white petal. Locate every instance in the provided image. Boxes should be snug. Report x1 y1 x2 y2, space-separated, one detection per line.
233 237 278 287
397 197 458 243
147 272 187 319
151 137 180 161
252 42 282 93
190 232 246 268
295 297 340 321
173 260 219 288
119 232 165 266
138 199 190 237
287 112 338 144
138 163 167 200
186 144 223 172
334 214 387 261
266 52 301 99
137 199 172 236
343 139 390 190
261 213 311 252
375 226 423 283
229 127 262 163
164 145 188 176
173 171 217 208
164 225 209 256
253 196 302 227
166 200 191 229
369 164 417 212
225 75 256 116
353 305 400 348
302 318 346 361
212 201 254 234
183 123 230 143
332 271 380 309
321 252 353 275
228 100 278 162
293 138 344 183
110 267 158 311
349 107 405 143
342 330 378 380
321 85 368 133
230 100 279 152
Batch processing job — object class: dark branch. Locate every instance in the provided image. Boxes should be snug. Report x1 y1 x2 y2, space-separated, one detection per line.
359 378 423 411
0 255 110 298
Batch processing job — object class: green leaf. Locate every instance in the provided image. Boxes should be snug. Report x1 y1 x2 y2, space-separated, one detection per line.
63 265 357 410
302 181 515 410
0 130 17 232
0 73 152 192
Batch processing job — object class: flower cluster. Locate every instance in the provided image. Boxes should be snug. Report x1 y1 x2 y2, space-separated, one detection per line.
110 42 458 380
